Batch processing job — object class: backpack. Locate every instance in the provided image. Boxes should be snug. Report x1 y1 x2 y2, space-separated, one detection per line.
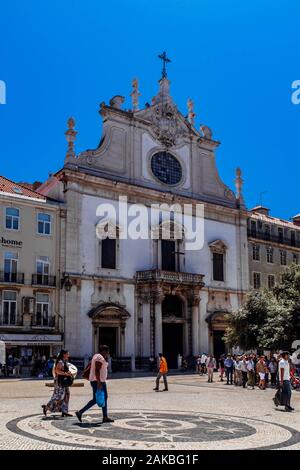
82 362 91 380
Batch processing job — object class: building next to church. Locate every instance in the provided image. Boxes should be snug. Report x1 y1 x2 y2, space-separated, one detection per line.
0 176 63 371
247 205 300 290
40 63 249 368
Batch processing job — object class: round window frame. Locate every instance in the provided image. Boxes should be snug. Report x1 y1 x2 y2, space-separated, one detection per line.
149 150 184 187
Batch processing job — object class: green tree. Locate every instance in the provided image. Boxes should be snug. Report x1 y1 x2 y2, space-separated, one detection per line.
224 264 300 351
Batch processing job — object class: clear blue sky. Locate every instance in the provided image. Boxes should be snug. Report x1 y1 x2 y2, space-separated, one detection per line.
0 0 299 220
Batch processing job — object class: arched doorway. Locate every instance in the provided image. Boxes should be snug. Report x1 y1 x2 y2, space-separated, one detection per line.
206 312 228 361
162 295 184 368
88 303 130 358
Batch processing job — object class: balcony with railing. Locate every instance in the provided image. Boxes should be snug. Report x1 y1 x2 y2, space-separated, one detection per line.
247 229 300 248
136 269 205 286
32 274 56 287
0 271 24 284
0 316 56 328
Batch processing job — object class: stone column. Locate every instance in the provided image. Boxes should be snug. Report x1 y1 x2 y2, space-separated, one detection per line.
153 288 164 356
199 289 209 353
155 301 163 356
142 301 151 357
190 291 200 356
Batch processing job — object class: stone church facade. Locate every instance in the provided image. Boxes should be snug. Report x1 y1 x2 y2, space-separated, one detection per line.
40 72 249 367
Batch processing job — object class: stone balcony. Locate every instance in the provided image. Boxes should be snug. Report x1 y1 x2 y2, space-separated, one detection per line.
136 269 205 286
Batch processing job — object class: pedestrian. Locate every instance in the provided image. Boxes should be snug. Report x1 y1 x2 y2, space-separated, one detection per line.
256 356 267 390
76 345 114 424
206 354 216 383
291 347 300 377
234 356 242 386
277 351 294 412
219 355 225 382
247 355 255 389
153 353 168 392
240 356 248 388
196 355 201 375
268 357 278 388
200 352 207 375
224 354 234 385
42 349 73 418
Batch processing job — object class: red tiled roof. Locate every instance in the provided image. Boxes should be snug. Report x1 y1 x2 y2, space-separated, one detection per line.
0 175 46 200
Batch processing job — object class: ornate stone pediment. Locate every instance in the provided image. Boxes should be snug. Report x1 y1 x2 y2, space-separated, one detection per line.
208 239 228 254
88 302 130 324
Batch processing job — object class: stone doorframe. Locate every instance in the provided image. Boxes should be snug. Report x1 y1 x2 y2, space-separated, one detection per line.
87 302 130 356
136 282 203 358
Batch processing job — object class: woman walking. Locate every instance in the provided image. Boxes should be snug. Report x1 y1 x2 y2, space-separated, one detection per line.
42 349 73 417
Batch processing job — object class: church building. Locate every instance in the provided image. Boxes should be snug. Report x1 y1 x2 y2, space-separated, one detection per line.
40 56 249 368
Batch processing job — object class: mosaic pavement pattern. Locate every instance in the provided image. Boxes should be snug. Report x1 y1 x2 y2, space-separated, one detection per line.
5 409 300 450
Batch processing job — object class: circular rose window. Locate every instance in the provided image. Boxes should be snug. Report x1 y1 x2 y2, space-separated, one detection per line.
151 152 182 185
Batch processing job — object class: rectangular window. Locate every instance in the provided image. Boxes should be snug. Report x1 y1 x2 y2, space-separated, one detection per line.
36 256 50 284
250 220 257 237
37 213 51 235
5 208 19 230
278 227 283 243
280 250 287 265
2 291 17 325
291 231 296 247
253 272 261 289
4 252 18 282
268 275 275 289
266 247 274 263
264 225 271 241
36 293 50 326
101 238 116 269
293 253 298 264
252 244 260 261
213 252 224 281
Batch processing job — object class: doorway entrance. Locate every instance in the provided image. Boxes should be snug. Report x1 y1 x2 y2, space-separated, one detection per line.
98 327 118 357
213 330 226 361
161 240 176 271
162 323 183 369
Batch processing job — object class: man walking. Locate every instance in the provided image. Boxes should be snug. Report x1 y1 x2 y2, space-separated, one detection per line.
76 345 114 424
247 355 255 389
206 354 216 383
224 354 234 385
277 351 294 412
153 353 168 392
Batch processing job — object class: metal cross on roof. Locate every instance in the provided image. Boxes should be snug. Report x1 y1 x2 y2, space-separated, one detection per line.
158 51 171 79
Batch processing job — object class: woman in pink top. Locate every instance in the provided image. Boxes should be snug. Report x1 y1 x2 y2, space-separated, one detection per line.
76 345 114 424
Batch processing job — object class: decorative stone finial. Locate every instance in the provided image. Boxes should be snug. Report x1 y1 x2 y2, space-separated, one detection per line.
235 167 243 200
187 98 196 126
130 78 141 111
200 124 213 140
65 117 77 161
109 95 125 109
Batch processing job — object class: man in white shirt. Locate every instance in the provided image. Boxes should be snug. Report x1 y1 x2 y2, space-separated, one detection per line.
200 353 207 375
278 351 294 412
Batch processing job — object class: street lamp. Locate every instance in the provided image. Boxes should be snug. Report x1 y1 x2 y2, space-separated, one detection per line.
61 274 73 292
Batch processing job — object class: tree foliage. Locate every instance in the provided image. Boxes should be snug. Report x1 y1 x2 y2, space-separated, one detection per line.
224 264 300 351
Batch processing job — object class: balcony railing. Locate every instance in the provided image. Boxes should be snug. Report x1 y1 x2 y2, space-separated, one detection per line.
136 269 205 286
0 316 56 327
247 230 300 248
32 274 56 287
0 272 24 284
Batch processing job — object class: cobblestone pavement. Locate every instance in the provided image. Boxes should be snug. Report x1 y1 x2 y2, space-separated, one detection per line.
0 374 300 450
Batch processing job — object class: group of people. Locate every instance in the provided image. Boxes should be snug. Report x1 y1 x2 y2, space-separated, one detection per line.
196 351 297 412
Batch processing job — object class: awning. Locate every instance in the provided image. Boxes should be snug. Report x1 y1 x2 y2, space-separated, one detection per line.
0 333 63 346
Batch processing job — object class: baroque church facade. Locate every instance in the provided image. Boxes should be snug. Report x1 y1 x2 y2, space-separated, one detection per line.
40 67 249 367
